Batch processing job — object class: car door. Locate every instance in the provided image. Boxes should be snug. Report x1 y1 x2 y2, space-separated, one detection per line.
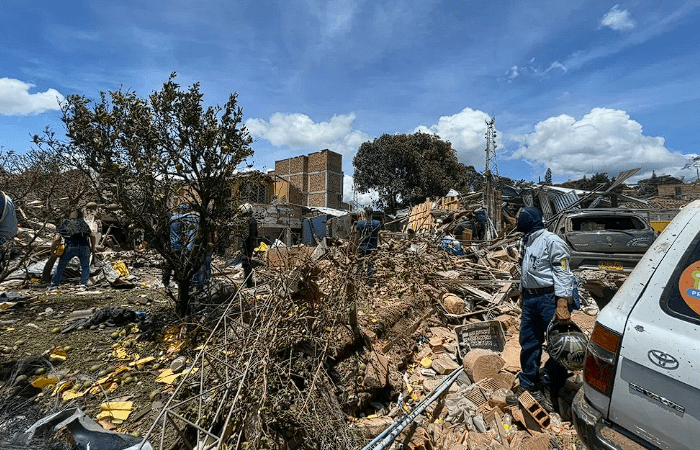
607 215 700 450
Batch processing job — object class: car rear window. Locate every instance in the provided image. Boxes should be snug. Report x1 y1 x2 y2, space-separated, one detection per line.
571 216 645 231
660 230 700 325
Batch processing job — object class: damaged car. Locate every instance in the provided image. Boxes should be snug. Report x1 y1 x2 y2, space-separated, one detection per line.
549 209 656 272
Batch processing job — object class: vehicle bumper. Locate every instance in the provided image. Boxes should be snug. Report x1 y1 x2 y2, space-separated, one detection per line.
569 252 642 273
572 388 660 450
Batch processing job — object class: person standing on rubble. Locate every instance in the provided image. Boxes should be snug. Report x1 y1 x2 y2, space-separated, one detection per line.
0 191 18 264
50 208 95 290
239 203 258 288
517 206 576 413
355 206 381 283
162 204 198 289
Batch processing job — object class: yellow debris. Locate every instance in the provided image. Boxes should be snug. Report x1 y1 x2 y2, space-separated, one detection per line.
113 347 129 360
96 375 112 386
155 367 199 384
420 357 432 368
129 356 155 368
100 401 133 411
52 380 73 396
96 401 133 421
31 376 58 389
112 261 130 277
49 348 67 362
62 389 84 401
114 365 130 375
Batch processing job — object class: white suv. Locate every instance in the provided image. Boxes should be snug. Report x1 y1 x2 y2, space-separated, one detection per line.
573 200 700 449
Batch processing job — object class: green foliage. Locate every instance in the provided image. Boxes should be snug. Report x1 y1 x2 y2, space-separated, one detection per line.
544 167 553 185
561 172 612 191
35 73 253 316
352 132 467 213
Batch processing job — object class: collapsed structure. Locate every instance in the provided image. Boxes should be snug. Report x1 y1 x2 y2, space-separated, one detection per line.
1 154 698 449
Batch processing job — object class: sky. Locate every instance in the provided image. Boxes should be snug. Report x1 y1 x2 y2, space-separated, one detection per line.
1 0 700 204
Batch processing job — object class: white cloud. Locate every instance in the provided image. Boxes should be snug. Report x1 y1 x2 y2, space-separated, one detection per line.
512 108 688 180
246 112 368 157
343 174 378 206
546 61 567 73
414 107 497 168
600 5 635 31
506 65 519 82
0 78 64 116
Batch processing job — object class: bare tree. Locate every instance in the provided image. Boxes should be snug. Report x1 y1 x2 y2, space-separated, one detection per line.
0 147 92 282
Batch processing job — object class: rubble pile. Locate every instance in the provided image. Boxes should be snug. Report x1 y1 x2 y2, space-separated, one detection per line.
0 192 636 450
0 225 602 450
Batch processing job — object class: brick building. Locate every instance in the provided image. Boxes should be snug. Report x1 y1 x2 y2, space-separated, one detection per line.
273 149 344 209
657 182 700 199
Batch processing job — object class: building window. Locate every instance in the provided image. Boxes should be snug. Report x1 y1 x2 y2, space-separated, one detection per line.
240 183 268 204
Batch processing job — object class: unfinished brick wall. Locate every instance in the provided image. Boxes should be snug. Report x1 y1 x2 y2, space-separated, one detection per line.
307 150 328 172
326 151 342 173
308 173 326 193
274 149 344 208
307 193 326 208
328 173 342 194
288 185 303 205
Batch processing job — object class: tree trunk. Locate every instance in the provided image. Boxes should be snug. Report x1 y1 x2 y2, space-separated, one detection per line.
176 278 191 317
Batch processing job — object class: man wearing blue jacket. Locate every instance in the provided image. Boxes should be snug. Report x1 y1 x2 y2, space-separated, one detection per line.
517 206 576 413
355 207 381 283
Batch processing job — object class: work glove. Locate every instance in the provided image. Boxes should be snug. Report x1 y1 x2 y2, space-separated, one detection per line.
554 297 571 322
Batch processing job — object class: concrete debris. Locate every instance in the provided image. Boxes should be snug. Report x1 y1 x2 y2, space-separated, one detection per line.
0 185 651 450
169 356 186 374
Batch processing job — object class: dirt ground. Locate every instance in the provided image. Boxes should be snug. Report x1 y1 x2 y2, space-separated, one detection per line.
0 281 184 445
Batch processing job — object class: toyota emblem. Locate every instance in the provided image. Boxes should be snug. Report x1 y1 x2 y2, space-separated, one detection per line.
648 350 679 370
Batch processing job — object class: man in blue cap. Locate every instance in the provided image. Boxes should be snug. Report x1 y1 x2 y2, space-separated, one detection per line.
517 206 577 413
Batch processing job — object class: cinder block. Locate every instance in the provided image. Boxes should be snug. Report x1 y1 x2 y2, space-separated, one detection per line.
518 391 550 429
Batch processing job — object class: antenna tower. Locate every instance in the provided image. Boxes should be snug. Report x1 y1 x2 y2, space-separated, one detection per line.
484 117 498 177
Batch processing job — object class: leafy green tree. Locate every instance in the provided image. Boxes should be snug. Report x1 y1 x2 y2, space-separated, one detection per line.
352 132 467 213
35 74 253 316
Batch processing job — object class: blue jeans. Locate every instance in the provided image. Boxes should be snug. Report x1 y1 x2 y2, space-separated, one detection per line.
357 248 374 283
51 244 91 287
518 291 572 395
192 252 213 288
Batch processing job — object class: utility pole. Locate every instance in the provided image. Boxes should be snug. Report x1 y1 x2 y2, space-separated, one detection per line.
484 117 499 178
483 116 501 240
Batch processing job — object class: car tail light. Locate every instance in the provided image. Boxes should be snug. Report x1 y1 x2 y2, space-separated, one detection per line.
584 323 621 396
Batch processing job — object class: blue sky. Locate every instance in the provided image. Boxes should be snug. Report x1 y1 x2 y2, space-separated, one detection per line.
1 0 699 203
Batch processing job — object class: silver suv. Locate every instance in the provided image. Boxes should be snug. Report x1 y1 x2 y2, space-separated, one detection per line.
572 200 700 450
549 209 655 272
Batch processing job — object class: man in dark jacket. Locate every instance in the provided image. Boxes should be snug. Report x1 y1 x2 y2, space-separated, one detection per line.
355 207 381 283
239 203 258 288
50 209 95 290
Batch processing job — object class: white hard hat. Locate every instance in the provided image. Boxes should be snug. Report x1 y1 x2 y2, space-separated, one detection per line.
239 203 253 214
